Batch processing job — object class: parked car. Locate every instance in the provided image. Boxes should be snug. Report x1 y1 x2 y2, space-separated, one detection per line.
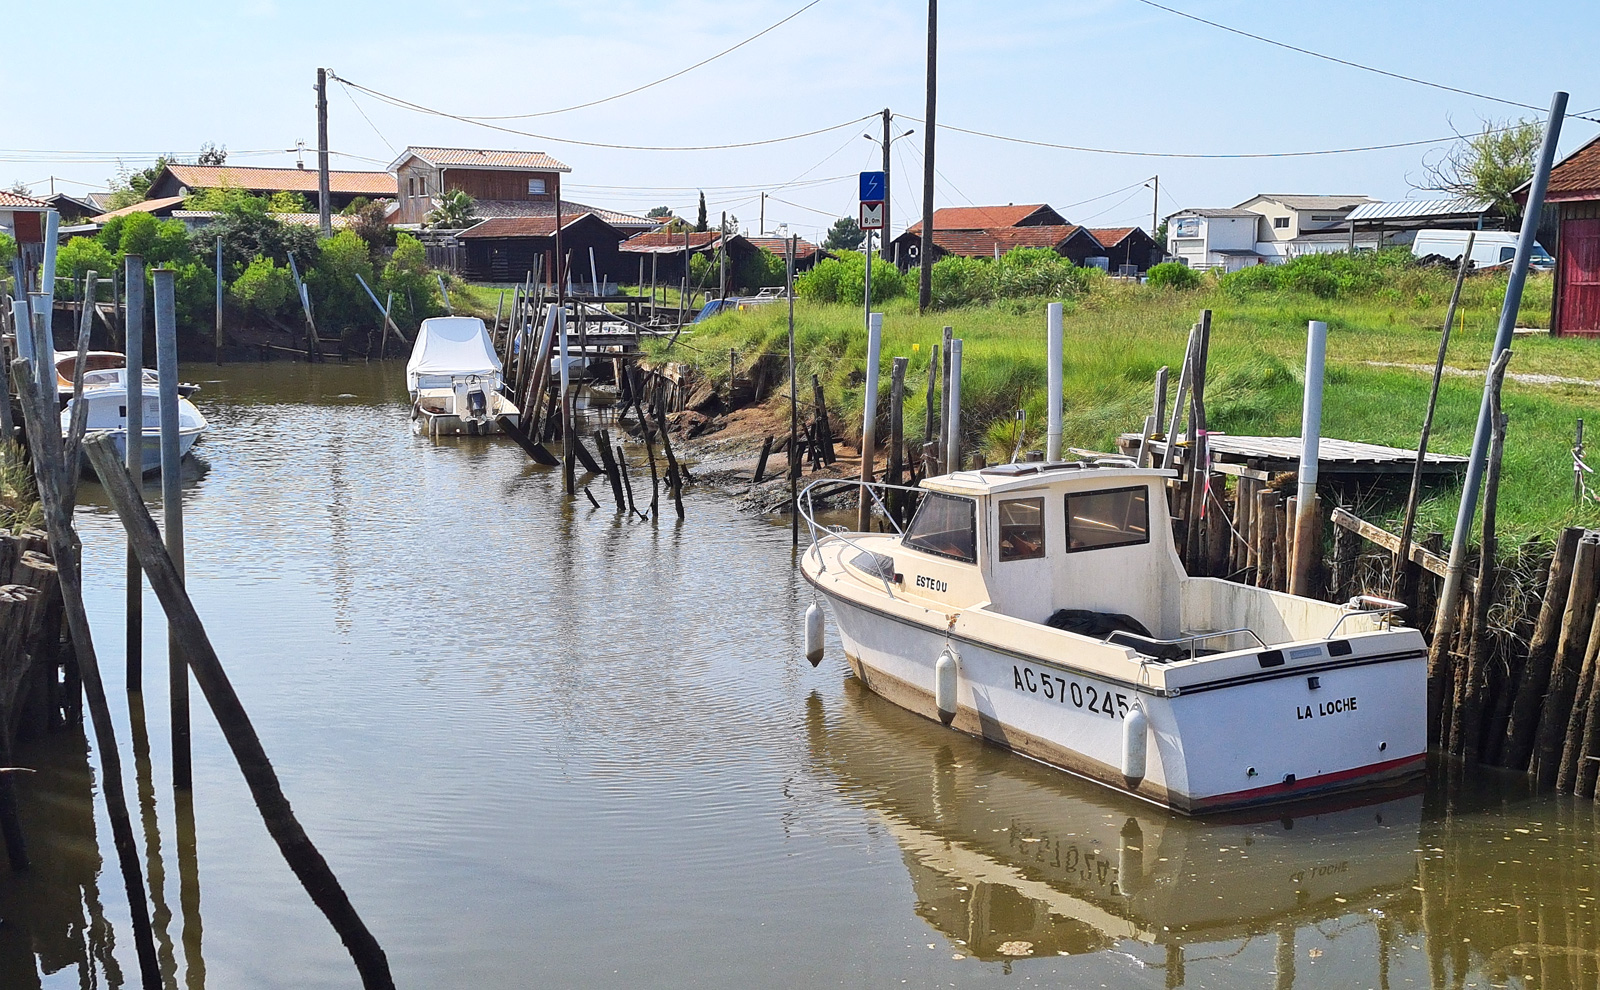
1412 228 1554 270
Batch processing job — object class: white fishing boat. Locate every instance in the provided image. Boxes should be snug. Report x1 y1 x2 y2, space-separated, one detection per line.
406 316 520 436
53 352 199 404
59 368 208 474
799 462 1427 815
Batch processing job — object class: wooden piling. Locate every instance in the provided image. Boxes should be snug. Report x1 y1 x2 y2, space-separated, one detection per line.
924 342 940 457
887 356 908 526
594 429 625 512
1561 586 1600 792
615 443 639 517
1532 533 1600 788
1456 416 1506 762
642 423 661 518
1502 527 1583 769
84 435 395 990
1255 489 1278 589
12 364 162 987
812 375 835 465
753 436 773 484
653 400 685 519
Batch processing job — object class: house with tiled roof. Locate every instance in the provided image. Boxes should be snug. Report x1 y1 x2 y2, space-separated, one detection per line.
743 236 824 272
146 164 396 214
1087 227 1164 274
896 224 1106 268
0 190 49 270
1514 132 1600 336
904 204 1068 234
456 213 636 285
390 146 575 226
891 204 1081 267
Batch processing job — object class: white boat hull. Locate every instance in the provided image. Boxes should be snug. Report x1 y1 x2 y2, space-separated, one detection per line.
85 428 203 475
815 585 1426 816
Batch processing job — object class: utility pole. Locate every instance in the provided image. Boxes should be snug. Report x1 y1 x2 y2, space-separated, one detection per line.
719 211 727 299
316 68 332 239
881 108 893 262
917 0 937 313
1151 175 1159 234
760 192 765 236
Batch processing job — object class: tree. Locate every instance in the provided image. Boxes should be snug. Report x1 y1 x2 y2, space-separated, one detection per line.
695 192 707 232
268 191 313 213
379 233 442 328
105 155 175 210
230 255 296 319
54 238 117 298
647 206 674 219
823 216 864 252
197 143 228 166
1416 118 1544 219
350 200 395 252
8 181 30 196
425 189 478 229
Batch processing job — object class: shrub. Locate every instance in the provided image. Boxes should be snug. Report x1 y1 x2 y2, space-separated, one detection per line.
1146 261 1201 290
379 233 442 328
308 229 376 330
930 255 994 307
736 247 787 291
53 237 117 298
268 191 313 213
230 255 296 318
795 251 905 304
0 231 15 266
796 256 846 302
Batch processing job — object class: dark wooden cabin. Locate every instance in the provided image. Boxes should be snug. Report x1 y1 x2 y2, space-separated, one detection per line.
455 213 631 285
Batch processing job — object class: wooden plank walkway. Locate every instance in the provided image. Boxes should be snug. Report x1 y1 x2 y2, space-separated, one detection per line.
1117 433 1468 480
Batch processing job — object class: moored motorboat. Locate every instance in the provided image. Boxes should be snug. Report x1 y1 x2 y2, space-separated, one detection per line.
406 317 520 436
799 462 1427 815
54 351 199 405
59 367 207 474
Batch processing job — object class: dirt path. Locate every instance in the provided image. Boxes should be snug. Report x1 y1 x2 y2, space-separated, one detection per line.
1363 361 1600 390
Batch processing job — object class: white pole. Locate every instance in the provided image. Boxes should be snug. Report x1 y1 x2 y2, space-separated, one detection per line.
945 338 963 471
857 312 883 531
10 300 30 368
37 210 60 392
557 309 571 407
1296 321 1327 509
1046 302 1063 461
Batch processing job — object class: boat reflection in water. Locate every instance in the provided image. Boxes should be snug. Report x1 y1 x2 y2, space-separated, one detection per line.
807 679 1426 975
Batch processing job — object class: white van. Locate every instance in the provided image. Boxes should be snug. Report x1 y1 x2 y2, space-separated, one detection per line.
1411 228 1554 270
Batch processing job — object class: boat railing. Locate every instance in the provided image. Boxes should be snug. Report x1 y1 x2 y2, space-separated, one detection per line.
798 478 928 600
1326 595 1406 639
1105 626 1269 662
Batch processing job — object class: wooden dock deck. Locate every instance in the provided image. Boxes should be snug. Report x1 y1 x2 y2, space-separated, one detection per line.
1116 433 1468 482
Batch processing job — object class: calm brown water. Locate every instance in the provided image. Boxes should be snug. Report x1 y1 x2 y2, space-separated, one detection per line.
1 361 1596 989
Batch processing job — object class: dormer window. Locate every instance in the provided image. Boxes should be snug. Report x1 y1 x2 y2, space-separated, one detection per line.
528 177 547 195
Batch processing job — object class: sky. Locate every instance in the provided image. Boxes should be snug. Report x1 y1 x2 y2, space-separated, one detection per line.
3 0 1597 244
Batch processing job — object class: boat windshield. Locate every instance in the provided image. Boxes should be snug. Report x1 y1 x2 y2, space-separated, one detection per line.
902 492 976 563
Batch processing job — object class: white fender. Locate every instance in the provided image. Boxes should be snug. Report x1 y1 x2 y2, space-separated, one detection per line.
935 649 958 725
1122 702 1149 785
804 603 824 666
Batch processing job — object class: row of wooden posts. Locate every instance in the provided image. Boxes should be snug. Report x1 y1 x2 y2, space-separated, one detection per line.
0 246 395 988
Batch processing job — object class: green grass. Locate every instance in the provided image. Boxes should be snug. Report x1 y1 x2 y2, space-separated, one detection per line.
649 269 1599 542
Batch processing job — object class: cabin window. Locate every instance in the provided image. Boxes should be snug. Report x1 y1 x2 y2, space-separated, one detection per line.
1065 486 1149 553
528 177 546 195
997 498 1045 561
902 492 976 563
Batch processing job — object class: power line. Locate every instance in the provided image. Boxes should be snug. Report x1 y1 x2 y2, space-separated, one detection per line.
335 79 397 156
900 114 1516 159
1131 0 1598 124
565 174 849 194
451 0 825 120
331 73 875 152
1057 177 1153 211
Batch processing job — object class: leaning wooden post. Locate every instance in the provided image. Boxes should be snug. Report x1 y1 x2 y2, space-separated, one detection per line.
61 270 98 510
594 428 626 513
84 435 396 990
1532 533 1600 787
857 312 882 531
1502 527 1583 769
12 365 162 988
125 254 146 689
1184 311 1212 567
154 269 192 790
1458 401 1508 764
1395 236 1474 600
615 442 640 517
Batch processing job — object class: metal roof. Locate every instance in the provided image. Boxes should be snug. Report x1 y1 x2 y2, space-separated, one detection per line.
1346 197 1494 222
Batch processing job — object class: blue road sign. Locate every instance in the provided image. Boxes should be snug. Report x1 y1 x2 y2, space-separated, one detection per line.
859 171 886 202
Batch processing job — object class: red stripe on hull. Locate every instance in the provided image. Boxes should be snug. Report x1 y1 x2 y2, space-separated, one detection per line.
1192 753 1426 813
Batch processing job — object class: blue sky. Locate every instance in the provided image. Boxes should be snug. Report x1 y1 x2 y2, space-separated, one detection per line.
3 0 1596 242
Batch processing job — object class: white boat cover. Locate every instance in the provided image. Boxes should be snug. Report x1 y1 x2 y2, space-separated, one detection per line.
406 317 502 390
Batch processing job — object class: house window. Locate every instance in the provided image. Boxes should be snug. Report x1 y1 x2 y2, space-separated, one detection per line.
903 492 977 563
528 177 546 195
998 498 1045 561
1065 486 1149 553
1311 215 1341 222
407 177 415 197
1273 217 1290 229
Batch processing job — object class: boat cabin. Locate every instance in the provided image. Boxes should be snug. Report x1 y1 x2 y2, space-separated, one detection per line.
890 460 1369 657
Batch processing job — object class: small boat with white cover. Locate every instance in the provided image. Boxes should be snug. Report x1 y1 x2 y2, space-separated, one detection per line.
799 463 1427 815
59 367 207 474
406 316 520 436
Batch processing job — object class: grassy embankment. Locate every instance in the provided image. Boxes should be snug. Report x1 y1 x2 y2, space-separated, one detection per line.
652 267 1600 542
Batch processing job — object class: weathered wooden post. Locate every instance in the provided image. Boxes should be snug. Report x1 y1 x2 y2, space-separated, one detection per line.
1502 528 1583 769
887 356 908 525
125 255 146 689
12 365 162 987
945 337 963 472
1533 533 1600 786
938 326 953 472
154 268 191 789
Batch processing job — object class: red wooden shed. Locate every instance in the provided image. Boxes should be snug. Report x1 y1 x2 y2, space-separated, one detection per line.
1516 133 1600 336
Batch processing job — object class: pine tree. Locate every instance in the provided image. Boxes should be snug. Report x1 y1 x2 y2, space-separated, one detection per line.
695 192 708 232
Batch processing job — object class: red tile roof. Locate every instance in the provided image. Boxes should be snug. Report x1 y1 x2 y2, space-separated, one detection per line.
905 204 1058 234
924 225 1100 258
90 195 187 222
1542 134 1600 202
744 236 819 258
0 190 48 209
166 164 396 196
620 230 725 253
1088 227 1137 248
397 147 571 173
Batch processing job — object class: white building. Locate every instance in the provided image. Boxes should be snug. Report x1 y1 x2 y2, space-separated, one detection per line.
1237 193 1374 242
1165 208 1264 271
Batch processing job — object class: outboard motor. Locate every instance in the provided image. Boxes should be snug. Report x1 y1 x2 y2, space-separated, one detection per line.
466 385 488 420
